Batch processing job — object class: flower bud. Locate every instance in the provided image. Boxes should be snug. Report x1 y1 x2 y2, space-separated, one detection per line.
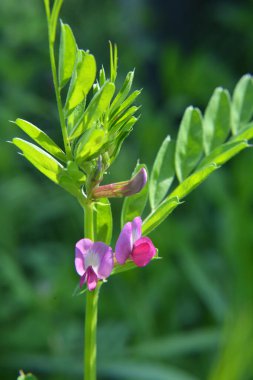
92 168 147 199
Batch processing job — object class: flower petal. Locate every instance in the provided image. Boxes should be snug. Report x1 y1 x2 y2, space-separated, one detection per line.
86 267 98 291
131 237 156 267
131 216 142 243
75 238 93 275
115 222 133 264
97 245 114 279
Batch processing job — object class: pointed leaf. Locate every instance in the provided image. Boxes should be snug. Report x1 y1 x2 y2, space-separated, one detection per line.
175 106 203 182
142 197 179 236
66 50 96 111
198 140 249 169
75 128 107 162
121 163 149 227
12 138 64 182
110 70 135 113
50 0 63 43
203 87 231 155
14 118 66 162
58 22 77 89
149 136 175 210
70 81 115 140
231 74 253 134
94 198 112 245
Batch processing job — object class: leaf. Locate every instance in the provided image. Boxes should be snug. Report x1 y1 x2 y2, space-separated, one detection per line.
12 138 64 184
94 198 112 245
121 163 149 227
168 164 218 201
142 197 179 236
66 50 96 111
111 256 160 276
149 135 175 210
110 70 135 114
75 128 107 163
58 22 77 89
109 90 141 121
231 74 253 134
175 106 203 182
109 41 118 82
203 87 231 155
230 122 253 142
14 118 66 162
70 81 115 140
198 140 249 169
50 0 63 43
67 100 86 135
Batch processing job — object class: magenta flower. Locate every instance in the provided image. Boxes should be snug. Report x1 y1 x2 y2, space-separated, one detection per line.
115 216 156 267
75 239 114 291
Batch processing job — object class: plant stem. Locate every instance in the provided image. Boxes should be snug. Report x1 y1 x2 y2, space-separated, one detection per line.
84 201 99 380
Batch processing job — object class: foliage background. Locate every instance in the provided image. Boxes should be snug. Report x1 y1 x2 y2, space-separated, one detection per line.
1 0 253 379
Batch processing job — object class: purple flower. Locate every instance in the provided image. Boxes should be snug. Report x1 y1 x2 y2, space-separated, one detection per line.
75 239 114 291
115 216 156 267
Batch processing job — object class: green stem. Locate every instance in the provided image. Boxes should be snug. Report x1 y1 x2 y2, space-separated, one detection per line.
84 201 99 380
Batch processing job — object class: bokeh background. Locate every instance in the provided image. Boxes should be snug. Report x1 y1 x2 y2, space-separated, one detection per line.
1 0 253 379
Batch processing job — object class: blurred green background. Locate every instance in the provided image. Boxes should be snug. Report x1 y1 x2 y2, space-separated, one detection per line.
1 0 253 379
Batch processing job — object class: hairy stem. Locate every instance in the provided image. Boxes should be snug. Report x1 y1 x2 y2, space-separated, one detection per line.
84 202 99 380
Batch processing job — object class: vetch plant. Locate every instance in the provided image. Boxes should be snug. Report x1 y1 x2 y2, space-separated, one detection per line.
10 0 253 379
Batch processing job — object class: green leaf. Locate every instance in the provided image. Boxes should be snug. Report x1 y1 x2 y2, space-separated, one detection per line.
14 118 66 162
12 138 64 184
121 163 149 227
168 164 218 201
142 197 179 236
109 41 118 82
198 140 249 169
203 87 231 155
231 74 253 134
231 122 253 142
70 81 115 140
149 135 175 210
110 106 140 134
110 70 135 114
75 128 107 163
109 90 141 121
50 0 63 43
112 256 160 276
94 198 112 245
66 50 96 111
175 106 203 182
67 100 86 135
58 22 77 89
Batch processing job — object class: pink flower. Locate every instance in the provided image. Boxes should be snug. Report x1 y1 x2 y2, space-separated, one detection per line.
115 217 156 267
75 239 114 291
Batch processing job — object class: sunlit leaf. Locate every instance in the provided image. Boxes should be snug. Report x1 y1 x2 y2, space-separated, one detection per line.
149 135 175 210
17 370 37 380
12 138 64 184
121 163 148 227
14 118 66 162
94 198 112 245
175 106 203 182
231 74 253 134
110 70 135 114
66 50 96 111
70 81 115 140
203 87 231 155
198 140 249 169
75 128 107 162
58 22 77 89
